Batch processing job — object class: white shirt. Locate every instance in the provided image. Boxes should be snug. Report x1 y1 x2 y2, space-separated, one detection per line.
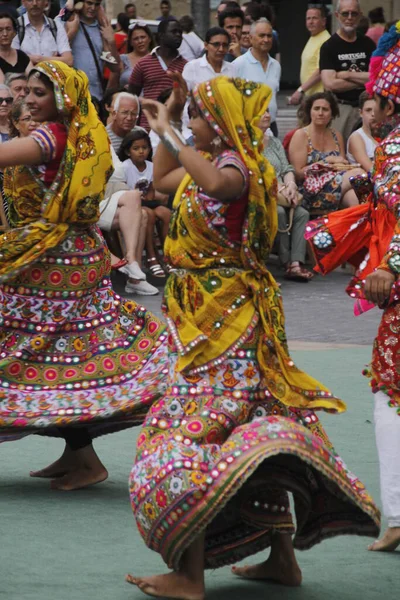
182 54 234 92
109 147 126 183
347 127 378 164
179 32 204 62
123 159 153 190
232 49 281 122
12 13 71 58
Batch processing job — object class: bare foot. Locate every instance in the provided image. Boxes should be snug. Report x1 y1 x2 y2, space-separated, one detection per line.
125 572 205 600
30 446 77 478
368 527 400 552
50 466 108 491
232 557 302 587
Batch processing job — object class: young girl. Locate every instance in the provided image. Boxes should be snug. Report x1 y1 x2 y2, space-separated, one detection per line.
119 128 171 278
347 91 378 172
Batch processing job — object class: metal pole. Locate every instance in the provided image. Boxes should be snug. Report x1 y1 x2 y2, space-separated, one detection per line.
191 0 210 38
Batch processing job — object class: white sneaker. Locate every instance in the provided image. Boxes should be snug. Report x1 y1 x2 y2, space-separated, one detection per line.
119 261 146 281
125 280 159 295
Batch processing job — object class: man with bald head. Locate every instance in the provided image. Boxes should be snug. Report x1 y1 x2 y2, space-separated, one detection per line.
319 0 375 141
232 18 281 136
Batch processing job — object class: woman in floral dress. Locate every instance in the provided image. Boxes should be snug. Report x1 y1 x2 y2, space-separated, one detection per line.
126 75 379 600
0 61 167 491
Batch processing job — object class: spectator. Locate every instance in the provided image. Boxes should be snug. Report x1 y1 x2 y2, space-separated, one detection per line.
0 13 30 82
120 23 154 88
0 83 11 141
288 6 330 105
106 91 139 152
119 128 171 279
347 91 377 171
101 86 124 124
12 0 72 66
178 15 203 62
98 145 158 296
258 1 280 61
9 98 36 138
259 108 313 282
4 71 27 100
114 12 130 54
124 2 136 20
65 1 120 101
129 18 186 130
320 0 376 142
218 6 245 62
240 17 251 49
232 18 281 136
157 0 174 21
289 92 363 215
366 6 385 44
182 27 233 92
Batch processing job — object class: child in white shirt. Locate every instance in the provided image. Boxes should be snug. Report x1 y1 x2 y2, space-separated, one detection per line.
119 128 171 278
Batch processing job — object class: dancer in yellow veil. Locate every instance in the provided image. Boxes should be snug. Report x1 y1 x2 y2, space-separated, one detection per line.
127 75 379 599
0 61 167 490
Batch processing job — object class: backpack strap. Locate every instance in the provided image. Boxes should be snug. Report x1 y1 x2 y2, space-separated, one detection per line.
16 15 57 46
47 17 57 42
17 15 25 45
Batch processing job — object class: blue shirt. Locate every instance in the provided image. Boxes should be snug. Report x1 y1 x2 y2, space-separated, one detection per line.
232 49 281 122
71 20 103 100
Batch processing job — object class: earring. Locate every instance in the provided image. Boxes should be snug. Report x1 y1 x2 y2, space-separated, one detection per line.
211 136 222 150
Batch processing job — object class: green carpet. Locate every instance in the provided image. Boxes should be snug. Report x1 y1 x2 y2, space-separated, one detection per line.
1 348 397 600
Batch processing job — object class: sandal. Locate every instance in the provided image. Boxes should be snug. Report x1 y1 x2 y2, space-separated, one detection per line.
147 257 166 278
111 258 128 271
284 264 313 282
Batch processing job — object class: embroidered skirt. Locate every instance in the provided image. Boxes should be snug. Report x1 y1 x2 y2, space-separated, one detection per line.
0 226 168 442
129 326 380 570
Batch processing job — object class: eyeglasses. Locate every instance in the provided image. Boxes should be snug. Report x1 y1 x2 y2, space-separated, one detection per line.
207 42 230 49
0 97 13 105
339 11 360 18
117 110 138 118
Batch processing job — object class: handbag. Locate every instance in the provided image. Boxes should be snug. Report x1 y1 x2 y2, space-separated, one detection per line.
276 186 303 233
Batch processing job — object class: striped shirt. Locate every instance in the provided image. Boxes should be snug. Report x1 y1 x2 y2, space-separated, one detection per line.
106 123 123 153
129 48 186 129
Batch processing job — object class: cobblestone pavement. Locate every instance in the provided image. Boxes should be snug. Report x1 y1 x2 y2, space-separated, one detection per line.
114 264 381 348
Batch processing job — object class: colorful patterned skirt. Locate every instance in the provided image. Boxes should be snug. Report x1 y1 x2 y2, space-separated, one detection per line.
0 225 168 442
130 326 380 570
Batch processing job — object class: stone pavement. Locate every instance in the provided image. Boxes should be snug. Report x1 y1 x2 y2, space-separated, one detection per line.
114 263 381 347
2 269 396 600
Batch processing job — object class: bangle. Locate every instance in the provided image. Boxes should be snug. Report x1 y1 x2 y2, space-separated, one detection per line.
159 127 187 160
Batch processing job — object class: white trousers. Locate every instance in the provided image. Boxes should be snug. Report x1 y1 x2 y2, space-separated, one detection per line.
374 391 400 527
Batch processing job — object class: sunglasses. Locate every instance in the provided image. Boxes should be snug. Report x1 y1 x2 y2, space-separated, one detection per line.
130 21 148 29
339 10 360 18
0 97 13 105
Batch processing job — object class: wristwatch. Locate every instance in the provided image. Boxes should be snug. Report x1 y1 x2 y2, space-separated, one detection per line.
297 86 304 94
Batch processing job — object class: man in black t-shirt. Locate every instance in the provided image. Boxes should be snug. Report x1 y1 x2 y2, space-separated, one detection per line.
320 0 375 141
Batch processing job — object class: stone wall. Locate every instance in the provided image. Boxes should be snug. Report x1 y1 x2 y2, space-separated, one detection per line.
105 0 191 20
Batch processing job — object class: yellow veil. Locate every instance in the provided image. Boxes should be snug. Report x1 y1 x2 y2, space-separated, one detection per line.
164 77 345 413
0 60 112 281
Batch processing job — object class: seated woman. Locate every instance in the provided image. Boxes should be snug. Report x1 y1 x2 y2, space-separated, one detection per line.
98 145 159 296
259 109 312 282
347 91 378 171
289 92 364 215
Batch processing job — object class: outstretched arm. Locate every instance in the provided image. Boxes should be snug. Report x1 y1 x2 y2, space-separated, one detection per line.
0 136 43 169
